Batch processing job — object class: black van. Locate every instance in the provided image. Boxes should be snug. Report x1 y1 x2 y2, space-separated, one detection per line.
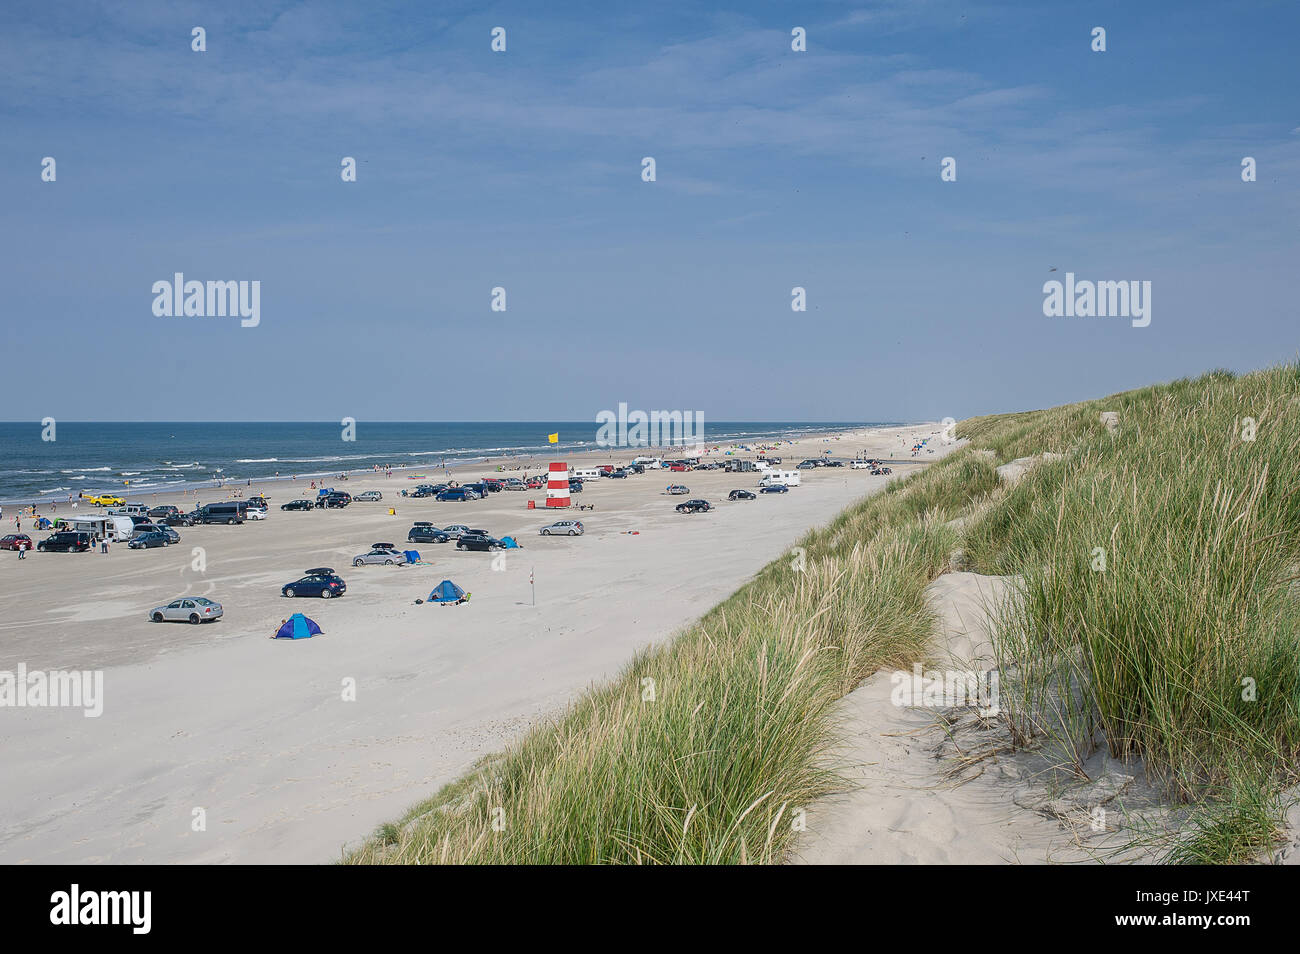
199 502 246 525
38 531 93 552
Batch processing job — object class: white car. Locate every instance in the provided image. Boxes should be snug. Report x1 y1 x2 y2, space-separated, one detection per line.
245 506 268 520
850 460 871 469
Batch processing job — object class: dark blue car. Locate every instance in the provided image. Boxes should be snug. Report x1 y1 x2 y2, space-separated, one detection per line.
281 568 347 599
437 487 480 502
759 484 789 494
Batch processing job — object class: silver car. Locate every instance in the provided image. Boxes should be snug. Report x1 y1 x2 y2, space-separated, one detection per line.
540 520 584 536
352 547 409 567
149 597 223 624
354 491 383 501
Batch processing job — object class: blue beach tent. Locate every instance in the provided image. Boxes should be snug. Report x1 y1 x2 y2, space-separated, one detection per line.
274 613 323 639
428 580 467 604
500 536 519 549
404 549 421 563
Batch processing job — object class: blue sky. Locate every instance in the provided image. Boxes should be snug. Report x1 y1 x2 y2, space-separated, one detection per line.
3 0 1298 422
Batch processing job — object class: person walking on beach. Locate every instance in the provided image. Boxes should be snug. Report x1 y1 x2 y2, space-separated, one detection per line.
101 536 109 554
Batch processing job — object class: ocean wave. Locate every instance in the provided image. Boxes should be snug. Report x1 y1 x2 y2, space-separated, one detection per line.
39 487 72 494
62 467 111 473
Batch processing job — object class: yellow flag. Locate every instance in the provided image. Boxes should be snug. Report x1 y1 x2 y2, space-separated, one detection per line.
548 433 559 444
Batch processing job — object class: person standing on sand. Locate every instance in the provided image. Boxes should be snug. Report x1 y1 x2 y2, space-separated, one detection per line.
101 537 109 554
18 540 28 560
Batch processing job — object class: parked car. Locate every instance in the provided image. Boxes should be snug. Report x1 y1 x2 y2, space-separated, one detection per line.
540 520 583 536
37 531 92 552
567 479 584 493
668 463 688 472
319 492 351 509
437 487 480 502
871 466 893 475
0 533 32 550
352 547 409 567
281 570 347 598
354 491 383 502
609 469 629 478
166 512 196 527
281 499 315 511
728 490 756 501
148 505 180 519
245 506 268 520
850 460 872 469
797 460 819 469
408 526 451 544
760 484 789 494
440 524 473 538
198 502 246 524
128 531 170 549
502 478 526 491
131 524 180 544
525 477 545 489
675 499 712 513
666 485 690 495
149 596 224 624
456 533 504 551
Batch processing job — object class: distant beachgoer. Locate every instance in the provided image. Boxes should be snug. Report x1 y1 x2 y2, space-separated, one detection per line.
101 538 109 554
18 541 28 560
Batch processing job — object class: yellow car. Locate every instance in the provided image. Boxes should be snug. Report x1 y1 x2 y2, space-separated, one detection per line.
87 494 125 507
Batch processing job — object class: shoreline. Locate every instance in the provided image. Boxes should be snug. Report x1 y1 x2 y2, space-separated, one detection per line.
0 422 903 508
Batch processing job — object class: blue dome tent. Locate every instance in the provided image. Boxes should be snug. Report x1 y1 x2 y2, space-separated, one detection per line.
427 580 468 605
273 613 323 639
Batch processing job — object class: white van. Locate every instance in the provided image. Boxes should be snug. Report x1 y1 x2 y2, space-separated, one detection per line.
753 460 772 472
759 470 801 488
633 457 662 469
573 468 601 481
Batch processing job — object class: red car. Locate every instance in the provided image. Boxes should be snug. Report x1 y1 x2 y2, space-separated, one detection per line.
669 463 688 472
526 477 545 489
0 534 32 550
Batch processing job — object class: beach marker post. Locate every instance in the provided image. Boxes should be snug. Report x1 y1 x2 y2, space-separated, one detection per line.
545 461 570 508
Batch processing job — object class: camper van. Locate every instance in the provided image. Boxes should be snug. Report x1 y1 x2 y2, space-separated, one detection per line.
68 514 135 542
573 468 602 481
633 457 663 469
759 470 801 488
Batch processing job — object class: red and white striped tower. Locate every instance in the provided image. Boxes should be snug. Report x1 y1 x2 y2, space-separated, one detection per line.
545 461 571 508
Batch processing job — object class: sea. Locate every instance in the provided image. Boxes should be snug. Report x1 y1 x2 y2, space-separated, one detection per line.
0 421 892 504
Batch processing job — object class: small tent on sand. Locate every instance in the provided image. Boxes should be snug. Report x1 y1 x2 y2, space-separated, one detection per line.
273 613 323 639
427 580 468 605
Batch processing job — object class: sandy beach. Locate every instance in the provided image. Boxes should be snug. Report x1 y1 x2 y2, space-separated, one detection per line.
0 424 948 864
